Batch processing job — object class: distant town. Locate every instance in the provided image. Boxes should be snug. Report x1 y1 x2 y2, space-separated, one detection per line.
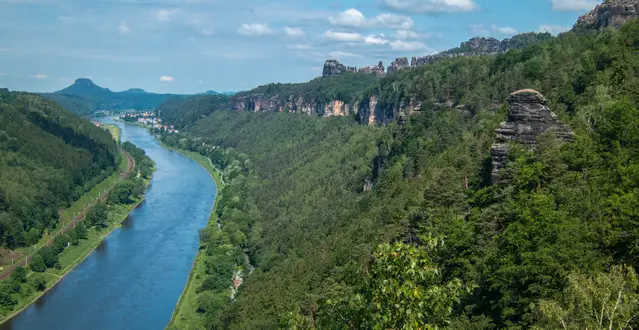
119 111 179 133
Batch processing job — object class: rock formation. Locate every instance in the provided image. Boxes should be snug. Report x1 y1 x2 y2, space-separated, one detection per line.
358 61 385 76
387 57 410 74
575 0 639 30
490 90 573 183
322 60 356 77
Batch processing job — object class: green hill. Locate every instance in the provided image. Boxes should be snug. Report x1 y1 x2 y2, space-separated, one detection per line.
0 89 118 249
159 18 639 329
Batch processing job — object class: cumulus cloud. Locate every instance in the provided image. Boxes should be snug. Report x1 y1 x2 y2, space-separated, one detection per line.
153 8 181 21
384 0 479 14
491 24 517 35
550 0 599 11
238 23 272 37
538 24 571 35
469 24 488 35
33 74 47 79
118 21 130 34
390 40 428 51
329 9 413 29
364 34 389 45
324 29 364 42
284 26 305 38
159 75 174 82
395 29 420 39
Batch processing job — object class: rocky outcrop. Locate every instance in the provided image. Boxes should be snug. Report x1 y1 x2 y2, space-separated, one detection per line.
359 61 385 76
387 57 410 74
231 93 356 118
490 90 573 183
411 33 553 68
322 60 356 77
575 0 639 30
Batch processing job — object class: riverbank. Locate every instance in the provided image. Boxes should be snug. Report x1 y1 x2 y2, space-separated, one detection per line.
0 150 152 325
164 146 224 330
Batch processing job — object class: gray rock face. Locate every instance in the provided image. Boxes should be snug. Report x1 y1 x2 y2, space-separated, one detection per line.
359 61 385 76
575 0 639 29
490 90 573 183
322 60 356 77
387 57 410 74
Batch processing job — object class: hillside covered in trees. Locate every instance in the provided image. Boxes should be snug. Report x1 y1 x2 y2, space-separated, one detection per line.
0 90 118 250
159 17 639 330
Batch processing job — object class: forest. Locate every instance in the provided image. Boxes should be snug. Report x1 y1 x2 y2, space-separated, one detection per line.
0 90 118 250
158 18 639 329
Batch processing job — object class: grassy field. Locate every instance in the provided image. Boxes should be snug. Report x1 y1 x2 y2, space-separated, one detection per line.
103 124 121 143
164 146 224 330
0 178 150 324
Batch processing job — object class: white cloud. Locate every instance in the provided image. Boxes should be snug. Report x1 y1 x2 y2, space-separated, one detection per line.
384 0 479 13
288 44 313 50
329 51 361 59
324 29 364 42
196 80 204 84
469 24 488 35
550 0 599 11
0 48 13 52
395 29 420 39
390 40 428 51
330 9 367 27
238 23 271 37
284 26 305 38
364 34 389 45
33 74 47 79
153 8 181 21
491 24 517 35
159 75 174 82
538 24 571 35
329 9 413 29
118 21 130 34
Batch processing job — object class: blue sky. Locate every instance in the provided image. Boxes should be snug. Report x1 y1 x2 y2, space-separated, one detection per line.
0 0 602 94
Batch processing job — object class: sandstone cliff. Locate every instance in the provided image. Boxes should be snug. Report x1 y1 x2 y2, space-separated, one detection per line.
490 90 573 183
575 0 639 29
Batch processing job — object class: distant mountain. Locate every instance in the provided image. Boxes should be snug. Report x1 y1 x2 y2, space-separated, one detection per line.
41 78 182 115
200 90 236 96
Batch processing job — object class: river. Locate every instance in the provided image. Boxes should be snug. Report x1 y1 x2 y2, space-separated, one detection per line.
0 120 217 330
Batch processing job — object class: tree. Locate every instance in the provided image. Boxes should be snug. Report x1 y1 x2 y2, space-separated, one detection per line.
38 246 58 268
53 234 70 254
108 181 136 205
86 202 108 228
11 266 27 283
316 240 468 329
74 222 88 240
0 288 16 310
535 265 639 330
30 274 46 291
30 254 46 272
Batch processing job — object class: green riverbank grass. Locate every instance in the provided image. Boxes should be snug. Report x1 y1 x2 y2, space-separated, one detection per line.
165 146 224 330
0 154 150 325
103 124 121 143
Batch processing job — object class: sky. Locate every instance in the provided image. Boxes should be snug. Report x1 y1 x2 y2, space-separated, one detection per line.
0 0 604 94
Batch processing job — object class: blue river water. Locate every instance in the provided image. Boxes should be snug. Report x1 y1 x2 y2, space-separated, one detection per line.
0 120 217 330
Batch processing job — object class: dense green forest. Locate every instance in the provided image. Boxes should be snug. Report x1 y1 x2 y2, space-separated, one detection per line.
160 20 639 329
0 90 118 250
158 95 231 129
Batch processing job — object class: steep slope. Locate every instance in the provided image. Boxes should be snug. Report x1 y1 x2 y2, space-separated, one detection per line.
0 89 118 249
161 18 639 329
575 0 639 29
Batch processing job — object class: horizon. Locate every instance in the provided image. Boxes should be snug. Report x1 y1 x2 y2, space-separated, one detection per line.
0 0 602 94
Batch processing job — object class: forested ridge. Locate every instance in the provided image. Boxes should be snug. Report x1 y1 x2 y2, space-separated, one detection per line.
0 89 118 250
162 20 639 329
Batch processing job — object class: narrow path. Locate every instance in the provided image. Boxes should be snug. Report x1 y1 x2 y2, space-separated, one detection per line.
0 149 135 281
